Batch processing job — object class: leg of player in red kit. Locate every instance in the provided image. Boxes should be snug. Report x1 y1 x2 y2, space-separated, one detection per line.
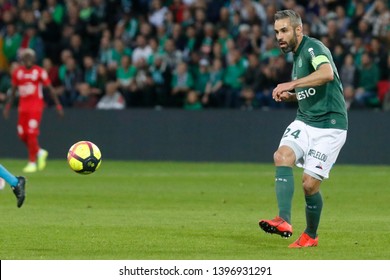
17 112 36 172
18 111 48 173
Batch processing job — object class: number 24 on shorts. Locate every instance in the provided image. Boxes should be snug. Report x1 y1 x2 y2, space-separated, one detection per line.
283 128 301 139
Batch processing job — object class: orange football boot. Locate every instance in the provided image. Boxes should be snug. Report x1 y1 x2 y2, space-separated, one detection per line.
288 232 318 248
259 216 293 238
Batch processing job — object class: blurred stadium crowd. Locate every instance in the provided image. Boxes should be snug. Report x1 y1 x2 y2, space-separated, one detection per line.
0 0 389 110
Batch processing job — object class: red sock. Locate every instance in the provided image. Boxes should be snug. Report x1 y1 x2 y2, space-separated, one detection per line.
27 134 39 162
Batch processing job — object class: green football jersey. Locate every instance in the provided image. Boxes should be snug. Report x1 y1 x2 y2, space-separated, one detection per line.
292 36 348 130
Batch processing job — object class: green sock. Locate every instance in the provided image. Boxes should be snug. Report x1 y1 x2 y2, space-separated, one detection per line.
304 192 323 238
275 166 294 224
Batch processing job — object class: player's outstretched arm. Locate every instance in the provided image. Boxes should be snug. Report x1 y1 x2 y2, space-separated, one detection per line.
46 85 64 117
3 85 17 119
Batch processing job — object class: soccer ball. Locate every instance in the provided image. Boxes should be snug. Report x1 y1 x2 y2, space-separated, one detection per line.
67 141 102 174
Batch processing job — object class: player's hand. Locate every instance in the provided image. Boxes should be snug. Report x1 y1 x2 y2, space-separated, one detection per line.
272 82 295 102
56 104 64 117
273 91 292 102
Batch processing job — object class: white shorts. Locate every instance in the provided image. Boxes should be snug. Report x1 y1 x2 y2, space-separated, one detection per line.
279 120 347 179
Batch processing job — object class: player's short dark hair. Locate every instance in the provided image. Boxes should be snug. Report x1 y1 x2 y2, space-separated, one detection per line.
274 10 302 28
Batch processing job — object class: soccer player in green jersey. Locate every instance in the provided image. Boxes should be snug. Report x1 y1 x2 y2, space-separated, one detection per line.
259 10 348 248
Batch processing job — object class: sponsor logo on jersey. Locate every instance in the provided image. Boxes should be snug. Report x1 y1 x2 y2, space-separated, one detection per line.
308 149 328 162
296 88 316 100
17 69 39 81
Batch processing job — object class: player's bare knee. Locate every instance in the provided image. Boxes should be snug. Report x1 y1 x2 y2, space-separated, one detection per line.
273 150 285 165
302 176 321 195
273 151 280 163
273 149 294 166
302 180 315 195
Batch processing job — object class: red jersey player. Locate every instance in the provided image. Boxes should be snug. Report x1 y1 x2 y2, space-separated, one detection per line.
3 48 64 173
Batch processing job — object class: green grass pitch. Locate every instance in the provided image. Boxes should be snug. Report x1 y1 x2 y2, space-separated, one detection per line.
0 159 389 260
